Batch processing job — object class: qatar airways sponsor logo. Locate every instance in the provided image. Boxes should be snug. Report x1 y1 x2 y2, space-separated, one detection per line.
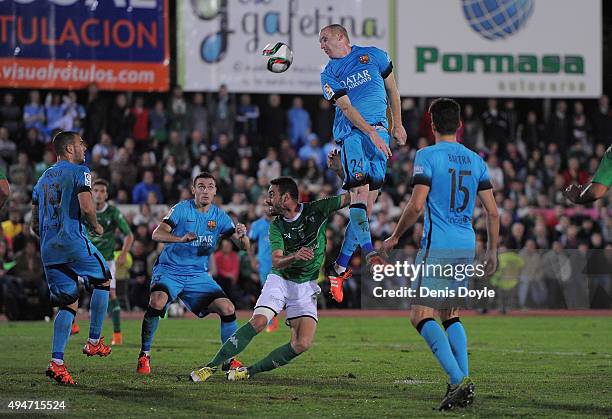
339 69 371 90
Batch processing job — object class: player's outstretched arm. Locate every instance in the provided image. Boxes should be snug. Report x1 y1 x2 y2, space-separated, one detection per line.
230 223 250 251
383 73 407 146
78 190 103 235
338 192 351 209
382 184 430 253
271 247 314 270
477 188 500 276
151 221 196 243
335 95 391 158
563 182 609 204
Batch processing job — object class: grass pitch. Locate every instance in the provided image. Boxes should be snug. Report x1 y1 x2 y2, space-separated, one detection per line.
0 315 611 418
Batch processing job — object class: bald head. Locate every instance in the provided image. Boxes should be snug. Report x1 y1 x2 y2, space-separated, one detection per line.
321 24 350 43
319 24 352 59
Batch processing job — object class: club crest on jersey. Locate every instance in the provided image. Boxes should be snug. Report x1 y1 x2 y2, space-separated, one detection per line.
323 83 335 100
207 220 217 231
359 54 369 64
354 172 364 181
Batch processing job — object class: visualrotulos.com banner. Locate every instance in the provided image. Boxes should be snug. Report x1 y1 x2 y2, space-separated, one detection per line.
396 0 602 98
178 0 390 93
0 0 169 91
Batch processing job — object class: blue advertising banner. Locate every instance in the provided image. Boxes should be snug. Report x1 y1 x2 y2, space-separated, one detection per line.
0 0 169 91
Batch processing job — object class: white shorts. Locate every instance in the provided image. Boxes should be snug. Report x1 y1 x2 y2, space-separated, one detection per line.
255 273 321 324
108 260 116 289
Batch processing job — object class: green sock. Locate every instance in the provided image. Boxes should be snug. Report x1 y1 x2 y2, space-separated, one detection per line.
206 322 257 368
110 299 121 333
247 342 299 377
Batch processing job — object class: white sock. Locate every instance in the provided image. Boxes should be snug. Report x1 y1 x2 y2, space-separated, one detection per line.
333 263 347 275
88 338 100 345
52 358 64 365
143 350 150 356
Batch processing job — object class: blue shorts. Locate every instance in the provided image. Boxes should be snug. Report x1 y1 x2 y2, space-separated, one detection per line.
411 249 475 309
150 269 226 318
44 248 111 306
340 127 389 191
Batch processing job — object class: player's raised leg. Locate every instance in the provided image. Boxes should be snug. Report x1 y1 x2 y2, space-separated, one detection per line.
137 287 169 374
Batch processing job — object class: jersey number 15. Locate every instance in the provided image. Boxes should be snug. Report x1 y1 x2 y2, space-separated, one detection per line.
448 169 471 213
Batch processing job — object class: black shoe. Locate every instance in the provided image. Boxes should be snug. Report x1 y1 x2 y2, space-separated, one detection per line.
438 377 474 411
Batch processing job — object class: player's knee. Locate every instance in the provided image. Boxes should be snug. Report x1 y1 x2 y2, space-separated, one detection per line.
439 309 460 323
149 291 168 310
51 291 79 307
249 314 268 333
349 184 369 203
291 337 312 354
217 300 235 318
410 311 428 329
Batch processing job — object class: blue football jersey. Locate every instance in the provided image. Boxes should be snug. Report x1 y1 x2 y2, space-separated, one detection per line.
412 142 492 252
320 45 392 142
248 217 271 275
155 201 235 275
32 160 94 265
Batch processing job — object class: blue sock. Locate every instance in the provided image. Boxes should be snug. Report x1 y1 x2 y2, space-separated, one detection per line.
220 318 238 344
141 306 163 352
52 307 75 360
336 221 359 269
89 288 109 340
417 318 465 385
349 204 374 254
444 318 468 377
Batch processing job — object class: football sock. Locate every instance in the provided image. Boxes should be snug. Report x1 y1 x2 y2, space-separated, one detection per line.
349 204 374 254
207 322 258 368
417 318 465 385
247 342 300 377
220 314 238 344
443 318 469 377
335 221 359 273
52 307 75 361
110 298 121 333
89 288 109 340
141 306 163 352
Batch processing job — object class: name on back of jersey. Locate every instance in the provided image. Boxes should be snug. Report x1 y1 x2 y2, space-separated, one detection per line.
448 154 472 164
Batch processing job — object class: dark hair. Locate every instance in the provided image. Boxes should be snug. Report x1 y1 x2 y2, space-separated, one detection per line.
323 24 350 43
93 179 109 189
429 98 461 135
52 131 80 157
193 172 216 186
270 177 299 202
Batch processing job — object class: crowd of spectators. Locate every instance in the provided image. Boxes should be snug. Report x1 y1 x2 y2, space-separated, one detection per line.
0 84 611 318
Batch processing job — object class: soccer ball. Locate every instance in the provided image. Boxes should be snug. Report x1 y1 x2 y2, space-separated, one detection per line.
167 302 185 318
262 42 293 73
